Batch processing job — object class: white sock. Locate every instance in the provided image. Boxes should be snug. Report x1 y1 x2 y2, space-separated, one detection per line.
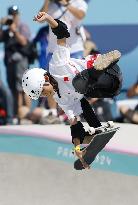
50 109 57 116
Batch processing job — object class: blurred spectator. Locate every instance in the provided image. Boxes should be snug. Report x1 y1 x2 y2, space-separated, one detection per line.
41 0 88 61
83 27 103 58
0 82 7 125
34 25 49 69
88 98 114 122
0 79 14 125
83 27 99 57
119 78 138 124
127 78 138 98
33 25 50 119
0 5 31 118
18 105 61 125
0 65 14 124
82 28 115 123
39 0 88 123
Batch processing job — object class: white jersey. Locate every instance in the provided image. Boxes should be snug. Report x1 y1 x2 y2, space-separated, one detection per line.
49 45 95 120
47 0 88 54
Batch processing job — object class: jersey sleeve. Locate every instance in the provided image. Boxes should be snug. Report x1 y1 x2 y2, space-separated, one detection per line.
85 54 100 69
51 45 70 66
59 101 83 120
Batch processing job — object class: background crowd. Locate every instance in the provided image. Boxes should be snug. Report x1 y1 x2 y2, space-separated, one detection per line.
0 0 138 126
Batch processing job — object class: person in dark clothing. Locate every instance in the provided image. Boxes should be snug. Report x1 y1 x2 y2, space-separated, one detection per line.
119 77 138 124
0 5 31 116
0 80 14 124
34 25 49 69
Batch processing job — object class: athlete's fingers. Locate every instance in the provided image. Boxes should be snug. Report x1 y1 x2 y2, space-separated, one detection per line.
33 12 44 21
33 16 37 21
37 12 43 18
33 16 43 22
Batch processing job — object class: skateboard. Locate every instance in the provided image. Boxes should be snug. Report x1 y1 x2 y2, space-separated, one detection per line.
82 121 115 145
74 127 119 170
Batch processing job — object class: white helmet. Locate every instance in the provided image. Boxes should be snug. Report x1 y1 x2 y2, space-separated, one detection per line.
22 68 46 100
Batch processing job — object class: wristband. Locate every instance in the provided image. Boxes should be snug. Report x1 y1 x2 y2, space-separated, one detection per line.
51 19 70 39
72 145 80 154
74 145 80 151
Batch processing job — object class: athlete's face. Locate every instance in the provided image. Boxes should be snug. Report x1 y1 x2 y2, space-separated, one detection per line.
40 82 54 97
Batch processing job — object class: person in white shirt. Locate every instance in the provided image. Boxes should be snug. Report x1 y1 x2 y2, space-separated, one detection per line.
41 0 88 62
22 12 122 169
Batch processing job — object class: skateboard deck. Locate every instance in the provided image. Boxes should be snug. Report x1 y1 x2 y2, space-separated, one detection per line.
74 127 119 170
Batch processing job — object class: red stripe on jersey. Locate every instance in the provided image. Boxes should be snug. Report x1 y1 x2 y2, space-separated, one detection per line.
64 77 69 81
86 54 99 69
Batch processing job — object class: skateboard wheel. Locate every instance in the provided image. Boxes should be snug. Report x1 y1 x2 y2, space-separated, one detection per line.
107 121 114 128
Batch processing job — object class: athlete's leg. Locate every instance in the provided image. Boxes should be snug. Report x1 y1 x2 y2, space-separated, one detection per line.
70 118 90 169
80 98 101 128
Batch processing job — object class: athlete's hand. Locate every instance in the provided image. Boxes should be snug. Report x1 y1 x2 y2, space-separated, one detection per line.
33 12 49 23
75 150 90 169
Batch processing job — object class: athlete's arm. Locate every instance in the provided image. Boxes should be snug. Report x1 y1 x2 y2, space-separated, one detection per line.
59 0 86 20
56 38 66 46
33 12 58 28
34 12 70 47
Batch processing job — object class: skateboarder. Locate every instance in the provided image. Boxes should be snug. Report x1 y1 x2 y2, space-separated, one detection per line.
22 12 122 168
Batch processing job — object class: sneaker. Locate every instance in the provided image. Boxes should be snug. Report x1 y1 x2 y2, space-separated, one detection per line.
20 119 33 125
40 112 61 125
94 50 121 70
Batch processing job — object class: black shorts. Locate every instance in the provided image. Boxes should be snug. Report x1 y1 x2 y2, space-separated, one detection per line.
85 64 123 98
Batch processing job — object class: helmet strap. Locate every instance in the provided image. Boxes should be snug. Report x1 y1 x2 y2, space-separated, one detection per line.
45 72 61 98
